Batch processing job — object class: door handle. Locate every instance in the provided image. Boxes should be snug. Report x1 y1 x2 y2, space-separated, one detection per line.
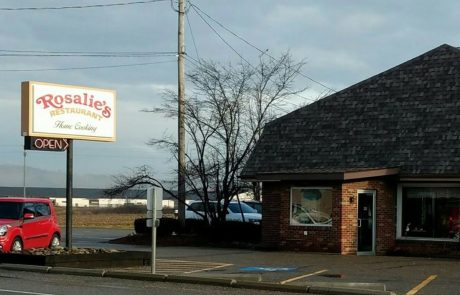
358 219 362 228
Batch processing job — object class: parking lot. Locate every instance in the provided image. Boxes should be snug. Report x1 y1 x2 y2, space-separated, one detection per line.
141 247 459 294
65 228 459 294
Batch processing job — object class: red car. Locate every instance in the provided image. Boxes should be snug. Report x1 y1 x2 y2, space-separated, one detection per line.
0 198 61 252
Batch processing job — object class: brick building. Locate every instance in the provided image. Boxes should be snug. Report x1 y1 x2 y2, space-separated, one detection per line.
241 44 460 255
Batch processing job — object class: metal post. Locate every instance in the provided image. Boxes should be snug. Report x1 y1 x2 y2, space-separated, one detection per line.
177 0 186 227
65 139 73 249
22 132 28 198
151 189 157 274
23 150 27 198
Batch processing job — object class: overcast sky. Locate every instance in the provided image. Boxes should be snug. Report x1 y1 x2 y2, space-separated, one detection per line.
0 0 459 188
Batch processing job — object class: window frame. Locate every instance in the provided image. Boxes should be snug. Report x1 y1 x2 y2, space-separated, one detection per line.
289 186 333 227
397 183 460 242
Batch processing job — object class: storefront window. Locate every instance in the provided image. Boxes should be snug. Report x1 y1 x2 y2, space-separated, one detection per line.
290 187 332 226
402 187 460 240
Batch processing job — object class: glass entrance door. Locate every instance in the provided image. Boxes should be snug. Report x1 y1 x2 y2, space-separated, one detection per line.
357 191 375 255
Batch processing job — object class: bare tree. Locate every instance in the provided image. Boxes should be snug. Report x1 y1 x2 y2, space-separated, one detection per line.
107 53 306 225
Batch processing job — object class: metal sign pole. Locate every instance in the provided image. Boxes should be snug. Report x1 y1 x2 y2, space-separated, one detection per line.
151 188 157 274
23 150 27 198
65 139 73 249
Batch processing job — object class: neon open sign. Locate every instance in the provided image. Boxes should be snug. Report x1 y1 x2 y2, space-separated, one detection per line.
24 136 69 152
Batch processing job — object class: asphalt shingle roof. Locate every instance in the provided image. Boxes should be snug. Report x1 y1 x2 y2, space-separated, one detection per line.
242 44 460 179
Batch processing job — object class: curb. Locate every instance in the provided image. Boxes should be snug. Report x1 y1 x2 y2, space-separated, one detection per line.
0 264 396 295
292 282 386 291
49 267 106 277
105 271 167 281
0 263 51 273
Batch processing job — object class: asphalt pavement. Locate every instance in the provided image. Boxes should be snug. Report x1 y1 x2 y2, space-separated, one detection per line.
18 228 460 294
114 248 460 295
0 268 312 295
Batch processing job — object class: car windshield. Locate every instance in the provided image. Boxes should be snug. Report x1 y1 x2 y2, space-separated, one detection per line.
228 202 257 213
0 202 23 219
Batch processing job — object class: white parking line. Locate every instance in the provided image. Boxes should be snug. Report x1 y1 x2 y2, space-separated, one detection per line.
0 289 55 295
184 263 233 274
280 269 328 285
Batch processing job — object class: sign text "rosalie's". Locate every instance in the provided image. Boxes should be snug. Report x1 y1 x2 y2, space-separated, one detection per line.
36 93 112 118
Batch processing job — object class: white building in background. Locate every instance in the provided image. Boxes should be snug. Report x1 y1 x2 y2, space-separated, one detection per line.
0 186 255 209
0 186 175 209
50 197 174 208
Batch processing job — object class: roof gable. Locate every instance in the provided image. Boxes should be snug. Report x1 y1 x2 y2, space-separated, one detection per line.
242 44 460 179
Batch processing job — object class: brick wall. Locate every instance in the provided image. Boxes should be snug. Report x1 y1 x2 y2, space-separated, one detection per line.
341 180 396 255
261 183 283 248
391 239 460 257
262 178 396 254
262 181 341 252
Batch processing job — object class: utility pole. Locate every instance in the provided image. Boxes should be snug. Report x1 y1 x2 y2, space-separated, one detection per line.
177 0 186 227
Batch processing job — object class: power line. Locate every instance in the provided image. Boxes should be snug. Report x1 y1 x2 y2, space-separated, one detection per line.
184 55 317 106
0 53 176 58
185 14 318 106
0 60 176 72
190 3 265 56
0 49 174 54
189 2 336 94
186 10 200 60
0 0 167 11
190 4 253 68
0 49 176 57
184 54 200 67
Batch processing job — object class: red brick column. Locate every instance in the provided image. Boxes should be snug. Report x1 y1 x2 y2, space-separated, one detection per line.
341 180 396 255
261 182 283 248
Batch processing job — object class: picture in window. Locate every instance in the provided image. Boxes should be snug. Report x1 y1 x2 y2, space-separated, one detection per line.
291 188 332 226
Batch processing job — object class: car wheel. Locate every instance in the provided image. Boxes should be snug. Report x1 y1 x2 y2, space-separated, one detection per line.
49 234 61 248
10 237 23 252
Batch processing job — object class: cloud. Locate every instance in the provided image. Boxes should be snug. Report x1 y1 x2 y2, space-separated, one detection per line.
266 4 325 27
336 12 386 36
1 0 460 189
0 164 113 188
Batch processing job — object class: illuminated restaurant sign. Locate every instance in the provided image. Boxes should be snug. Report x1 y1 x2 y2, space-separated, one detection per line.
21 81 116 142
24 136 69 152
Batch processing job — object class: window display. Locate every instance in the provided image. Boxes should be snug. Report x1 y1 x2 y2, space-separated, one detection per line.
402 187 460 240
290 188 332 226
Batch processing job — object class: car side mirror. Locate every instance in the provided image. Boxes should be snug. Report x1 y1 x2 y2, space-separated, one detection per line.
24 213 35 220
